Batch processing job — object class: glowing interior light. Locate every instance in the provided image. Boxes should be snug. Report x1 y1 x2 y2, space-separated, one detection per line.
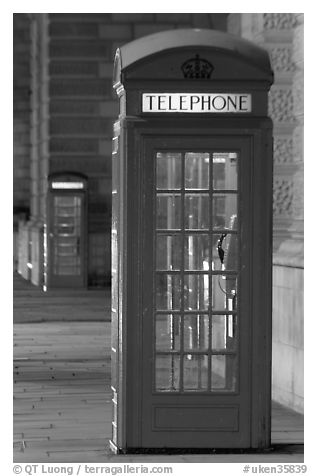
52 182 84 189
212 156 226 164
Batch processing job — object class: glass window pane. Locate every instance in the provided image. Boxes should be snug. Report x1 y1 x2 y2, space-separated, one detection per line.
54 207 75 216
212 233 238 271
54 195 80 207
53 265 80 276
184 274 209 310
211 275 237 311
55 249 77 257
184 234 209 270
53 194 81 277
184 194 209 229
156 234 182 270
211 355 237 391
55 237 77 246
156 194 181 229
185 152 209 189
55 225 76 235
156 314 181 351
212 315 237 351
213 152 238 190
184 315 209 351
156 355 180 392
56 215 75 225
212 195 237 230
156 274 181 310
156 152 182 190
55 256 79 265
55 238 79 253
183 354 208 391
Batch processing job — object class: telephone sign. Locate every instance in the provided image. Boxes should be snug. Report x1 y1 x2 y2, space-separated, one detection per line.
142 93 252 113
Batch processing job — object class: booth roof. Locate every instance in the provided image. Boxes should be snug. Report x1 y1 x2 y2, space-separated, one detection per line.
115 28 273 76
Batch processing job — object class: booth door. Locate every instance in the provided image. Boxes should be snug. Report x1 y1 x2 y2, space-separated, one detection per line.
48 193 86 287
141 135 252 448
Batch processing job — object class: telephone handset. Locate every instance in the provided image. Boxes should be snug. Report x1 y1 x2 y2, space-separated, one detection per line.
217 233 227 270
216 214 237 270
216 214 237 301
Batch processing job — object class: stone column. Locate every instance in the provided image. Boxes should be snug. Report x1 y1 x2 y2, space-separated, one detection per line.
13 14 31 276
29 14 50 286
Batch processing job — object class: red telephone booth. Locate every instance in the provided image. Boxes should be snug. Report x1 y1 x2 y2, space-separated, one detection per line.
46 173 87 288
111 29 273 452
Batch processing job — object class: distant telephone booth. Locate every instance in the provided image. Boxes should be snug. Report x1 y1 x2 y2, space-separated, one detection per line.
111 29 274 452
46 173 87 288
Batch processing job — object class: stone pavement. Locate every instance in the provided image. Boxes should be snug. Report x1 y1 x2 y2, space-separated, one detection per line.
13 272 111 323
13 273 304 463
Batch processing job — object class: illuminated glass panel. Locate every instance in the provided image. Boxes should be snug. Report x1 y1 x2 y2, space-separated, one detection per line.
211 315 237 351
156 152 182 189
52 182 84 189
156 234 182 270
156 194 181 230
184 274 209 310
185 152 209 189
184 314 209 351
211 275 237 312
184 194 209 229
183 354 208 391
156 355 180 392
184 234 209 270
212 152 238 190
211 355 237 391
156 314 181 351
156 274 182 310
212 194 237 230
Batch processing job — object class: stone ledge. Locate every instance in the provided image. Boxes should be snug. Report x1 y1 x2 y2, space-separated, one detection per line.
273 238 304 268
272 385 304 415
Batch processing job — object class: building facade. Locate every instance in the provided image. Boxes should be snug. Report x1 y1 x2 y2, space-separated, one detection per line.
227 13 304 413
13 13 303 413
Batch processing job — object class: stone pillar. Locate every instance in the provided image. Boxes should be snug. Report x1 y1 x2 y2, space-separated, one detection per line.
13 14 31 274
29 14 49 286
227 13 304 413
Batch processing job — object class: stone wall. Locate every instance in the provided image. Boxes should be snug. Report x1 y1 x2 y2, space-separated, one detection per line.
228 13 304 413
13 14 31 212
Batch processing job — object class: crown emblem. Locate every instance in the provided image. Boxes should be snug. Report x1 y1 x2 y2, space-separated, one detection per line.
181 54 214 79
